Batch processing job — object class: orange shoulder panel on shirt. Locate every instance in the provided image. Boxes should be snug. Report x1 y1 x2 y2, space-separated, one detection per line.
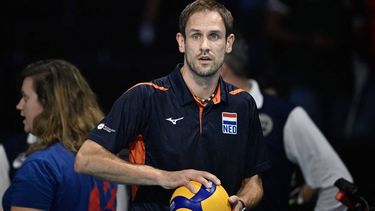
229 88 245 95
128 82 169 91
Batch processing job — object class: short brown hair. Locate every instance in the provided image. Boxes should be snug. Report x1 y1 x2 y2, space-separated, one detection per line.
179 0 234 37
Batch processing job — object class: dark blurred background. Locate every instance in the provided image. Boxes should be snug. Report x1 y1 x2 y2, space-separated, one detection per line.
0 0 270 138
1 0 375 204
0 0 188 137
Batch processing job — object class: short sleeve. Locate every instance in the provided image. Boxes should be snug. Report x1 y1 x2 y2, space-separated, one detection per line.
6 159 58 210
88 85 148 154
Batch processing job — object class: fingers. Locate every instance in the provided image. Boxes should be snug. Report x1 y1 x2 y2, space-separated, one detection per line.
188 169 221 187
201 171 221 186
180 169 221 192
198 179 213 190
185 181 198 194
162 169 220 193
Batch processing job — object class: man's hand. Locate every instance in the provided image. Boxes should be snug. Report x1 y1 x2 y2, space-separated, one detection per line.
228 175 264 210
229 195 246 211
159 169 220 193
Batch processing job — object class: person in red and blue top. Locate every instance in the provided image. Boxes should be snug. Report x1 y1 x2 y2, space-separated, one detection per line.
75 1 270 211
2 59 117 211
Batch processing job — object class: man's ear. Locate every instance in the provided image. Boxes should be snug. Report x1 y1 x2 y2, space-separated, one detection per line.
176 33 185 53
225 34 235 53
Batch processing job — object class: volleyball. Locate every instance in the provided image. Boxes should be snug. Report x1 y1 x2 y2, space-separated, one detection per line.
169 181 231 211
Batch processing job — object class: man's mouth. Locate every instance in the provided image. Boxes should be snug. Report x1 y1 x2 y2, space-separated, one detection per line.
199 56 211 61
198 56 212 65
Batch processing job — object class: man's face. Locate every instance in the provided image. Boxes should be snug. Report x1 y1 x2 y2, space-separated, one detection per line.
16 77 44 132
177 11 234 77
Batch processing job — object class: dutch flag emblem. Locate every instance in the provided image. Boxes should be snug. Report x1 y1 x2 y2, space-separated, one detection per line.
222 112 237 135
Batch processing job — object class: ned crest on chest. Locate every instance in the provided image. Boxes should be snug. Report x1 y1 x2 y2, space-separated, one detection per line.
222 112 237 135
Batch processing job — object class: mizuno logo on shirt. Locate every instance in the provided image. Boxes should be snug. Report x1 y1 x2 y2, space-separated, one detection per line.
166 117 184 125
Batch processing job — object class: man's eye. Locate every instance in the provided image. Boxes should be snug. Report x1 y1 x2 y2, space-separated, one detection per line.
210 34 219 40
192 34 201 40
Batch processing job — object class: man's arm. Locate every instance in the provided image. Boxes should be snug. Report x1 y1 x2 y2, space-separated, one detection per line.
74 139 220 192
284 107 352 210
229 175 263 210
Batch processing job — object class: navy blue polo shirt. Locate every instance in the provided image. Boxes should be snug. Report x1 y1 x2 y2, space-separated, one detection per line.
89 64 270 211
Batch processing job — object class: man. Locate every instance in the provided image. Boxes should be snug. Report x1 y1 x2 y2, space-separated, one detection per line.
74 0 270 210
221 34 353 211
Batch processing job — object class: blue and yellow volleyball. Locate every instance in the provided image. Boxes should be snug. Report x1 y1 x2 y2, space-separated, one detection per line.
169 181 231 211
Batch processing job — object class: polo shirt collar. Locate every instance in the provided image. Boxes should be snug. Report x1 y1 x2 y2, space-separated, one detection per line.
169 64 229 106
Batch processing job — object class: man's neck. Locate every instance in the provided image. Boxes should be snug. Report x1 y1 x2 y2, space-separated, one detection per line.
180 65 220 100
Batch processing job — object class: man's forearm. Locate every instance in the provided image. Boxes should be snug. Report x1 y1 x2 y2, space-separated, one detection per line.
236 175 264 209
74 140 221 192
75 139 163 185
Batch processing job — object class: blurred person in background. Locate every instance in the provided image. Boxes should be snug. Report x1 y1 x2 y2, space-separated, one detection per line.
2 59 117 211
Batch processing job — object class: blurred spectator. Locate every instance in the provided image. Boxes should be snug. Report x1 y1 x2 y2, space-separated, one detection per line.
2 59 117 211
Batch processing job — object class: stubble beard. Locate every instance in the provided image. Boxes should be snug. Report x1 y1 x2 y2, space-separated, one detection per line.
186 57 224 78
